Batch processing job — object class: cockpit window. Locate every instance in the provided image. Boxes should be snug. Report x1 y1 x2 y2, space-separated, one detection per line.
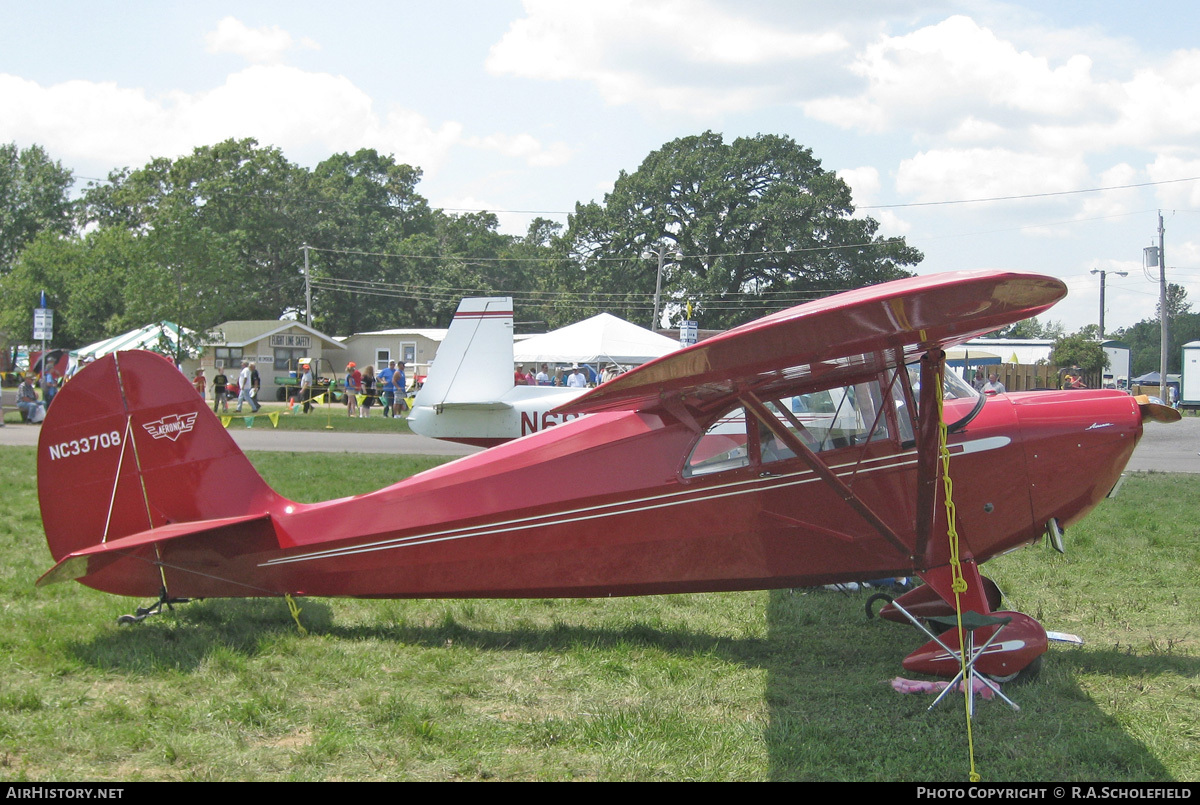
684 378 898 477
683 408 751 477
906 363 980 402
780 381 889 453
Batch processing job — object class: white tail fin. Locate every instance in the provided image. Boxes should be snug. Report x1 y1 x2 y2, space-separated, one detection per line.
417 297 514 406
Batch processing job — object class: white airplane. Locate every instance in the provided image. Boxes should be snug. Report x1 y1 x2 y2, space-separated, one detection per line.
408 297 587 446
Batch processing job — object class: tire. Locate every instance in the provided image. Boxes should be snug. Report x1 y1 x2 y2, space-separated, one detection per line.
987 654 1043 685
865 592 893 619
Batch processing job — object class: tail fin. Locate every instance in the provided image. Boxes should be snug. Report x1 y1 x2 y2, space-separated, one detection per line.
37 351 285 594
416 297 514 407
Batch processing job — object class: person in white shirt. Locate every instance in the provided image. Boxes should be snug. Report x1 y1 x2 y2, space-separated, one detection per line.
236 360 261 413
567 365 587 388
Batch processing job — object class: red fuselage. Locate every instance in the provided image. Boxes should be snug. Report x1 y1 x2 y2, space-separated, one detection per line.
103 386 1140 601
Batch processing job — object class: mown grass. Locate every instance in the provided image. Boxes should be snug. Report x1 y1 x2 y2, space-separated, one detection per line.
2 402 415 434
0 447 1196 781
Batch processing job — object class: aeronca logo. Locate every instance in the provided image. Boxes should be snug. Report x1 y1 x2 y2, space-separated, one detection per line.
142 413 198 442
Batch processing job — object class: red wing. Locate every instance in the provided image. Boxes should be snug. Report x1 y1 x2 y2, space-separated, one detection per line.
558 270 1065 416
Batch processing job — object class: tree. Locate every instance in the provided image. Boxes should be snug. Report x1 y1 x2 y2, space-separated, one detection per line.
1158 282 1192 321
0 143 74 275
304 149 444 333
79 139 312 329
1050 331 1109 374
1118 284 1197 375
990 317 1064 339
563 132 922 329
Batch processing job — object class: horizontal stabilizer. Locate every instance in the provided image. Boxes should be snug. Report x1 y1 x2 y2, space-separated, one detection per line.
433 401 513 411
37 513 279 587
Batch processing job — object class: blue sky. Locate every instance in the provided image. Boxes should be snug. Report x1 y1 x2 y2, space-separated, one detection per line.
3 1 1200 333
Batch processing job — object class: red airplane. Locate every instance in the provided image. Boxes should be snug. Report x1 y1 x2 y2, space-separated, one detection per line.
35 270 1177 681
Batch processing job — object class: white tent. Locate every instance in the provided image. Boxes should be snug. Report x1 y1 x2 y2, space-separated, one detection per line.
77 321 199 358
513 312 680 367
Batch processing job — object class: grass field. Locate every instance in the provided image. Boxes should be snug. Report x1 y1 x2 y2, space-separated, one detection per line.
0 446 1196 782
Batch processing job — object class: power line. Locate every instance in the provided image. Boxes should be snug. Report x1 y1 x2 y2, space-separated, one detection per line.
305 237 908 265
858 176 1200 209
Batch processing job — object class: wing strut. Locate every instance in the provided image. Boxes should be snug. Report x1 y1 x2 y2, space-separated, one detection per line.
740 391 913 559
913 349 945 565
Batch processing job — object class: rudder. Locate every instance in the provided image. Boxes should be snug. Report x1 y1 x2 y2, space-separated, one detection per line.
37 351 285 592
415 297 515 406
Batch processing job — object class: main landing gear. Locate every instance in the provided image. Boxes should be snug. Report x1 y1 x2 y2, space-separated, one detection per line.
866 563 1048 683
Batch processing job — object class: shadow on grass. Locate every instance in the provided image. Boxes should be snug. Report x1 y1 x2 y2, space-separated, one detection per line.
69 595 768 672
763 589 1180 782
66 589 1185 782
69 598 339 672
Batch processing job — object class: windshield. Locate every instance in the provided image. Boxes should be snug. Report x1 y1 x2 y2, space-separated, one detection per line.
906 364 981 401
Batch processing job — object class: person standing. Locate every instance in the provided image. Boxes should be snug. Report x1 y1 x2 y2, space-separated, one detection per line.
395 361 409 413
360 365 377 417
379 360 397 417
250 362 261 405
40 367 58 409
212 366 229 412
236 360 260 413
344 362 361 417
193 368 207 398
300 361 314 413
567 365 587 388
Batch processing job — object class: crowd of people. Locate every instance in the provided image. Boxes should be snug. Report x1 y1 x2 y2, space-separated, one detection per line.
514 363 596 388
188 358 414 418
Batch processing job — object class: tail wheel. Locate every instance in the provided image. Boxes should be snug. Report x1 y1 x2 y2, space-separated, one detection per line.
865 592 893 619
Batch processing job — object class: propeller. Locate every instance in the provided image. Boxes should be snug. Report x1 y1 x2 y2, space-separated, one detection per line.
1133 394 1182 423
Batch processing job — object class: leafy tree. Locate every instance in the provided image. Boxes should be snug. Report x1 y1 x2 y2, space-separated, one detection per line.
79 139 312 329
0 227 147 348
1158 282 1192 321
563 132 922 329
305 149 438 333
1117 284 1197 374
1050 331 1109 373
0 143 74 275
990 317 1064 339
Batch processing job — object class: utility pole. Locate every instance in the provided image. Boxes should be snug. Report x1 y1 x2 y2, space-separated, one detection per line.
649 243 681 331
1158 211 1168 405
1090 268 1127 338
652 244 666 331
302 244 312 327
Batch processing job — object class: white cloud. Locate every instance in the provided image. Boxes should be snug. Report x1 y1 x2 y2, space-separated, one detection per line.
1077 163 1141 220
1147 155 1200 209
896 147 1089 203
464 132 573 168
804 16 1107 137
487 0 848 114
204 16 319 65
0 67 463 178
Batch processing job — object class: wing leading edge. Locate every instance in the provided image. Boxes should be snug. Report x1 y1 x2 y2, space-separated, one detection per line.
558 270 1066 416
